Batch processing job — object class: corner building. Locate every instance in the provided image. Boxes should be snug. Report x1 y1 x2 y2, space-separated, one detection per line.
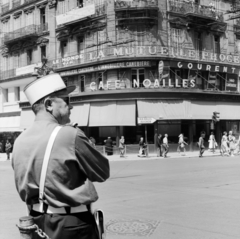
1 0 240 149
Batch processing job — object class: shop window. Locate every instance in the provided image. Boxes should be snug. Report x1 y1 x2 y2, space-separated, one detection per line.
131 69 145 87
80 75 85 92
26 49 33 65
41 46 46 60
61 41 68 58
40 8 46 25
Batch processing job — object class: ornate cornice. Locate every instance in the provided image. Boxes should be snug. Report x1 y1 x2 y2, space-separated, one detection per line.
13 11 22 19
36 1 48 9
48 0 57 9
1 16 11 23
11 43 22 52
23 6 35 14
36 37 49 46
22 40 35 48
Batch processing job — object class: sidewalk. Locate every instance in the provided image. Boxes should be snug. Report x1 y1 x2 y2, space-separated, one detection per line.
105 150 222 161
0 150 222 163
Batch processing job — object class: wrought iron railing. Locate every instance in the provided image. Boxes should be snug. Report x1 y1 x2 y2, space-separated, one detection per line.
4 23 48 43
168 0 224 22
115 0 158 10
1 3 10 13
24 0 35 3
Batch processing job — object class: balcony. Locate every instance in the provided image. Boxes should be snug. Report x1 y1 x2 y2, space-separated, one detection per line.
4 24 48 44
56 4 106 27
1 3 10 13
115 0 158 11
12 0 21 9
168 0 224 23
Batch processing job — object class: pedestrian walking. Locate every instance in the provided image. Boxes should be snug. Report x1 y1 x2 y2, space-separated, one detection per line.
228 131 236 156
208 131 216 153
138 137 147 157
119 136 125 157
105 137 113 155
12 73 110 239
5 139 12 160
220 131 230 156
177 134 188 156
162 134 169 158
198 131 205 157
156 134 163 157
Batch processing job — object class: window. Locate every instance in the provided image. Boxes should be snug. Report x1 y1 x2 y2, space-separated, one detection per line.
131 69 145 87
13 53 20 68
15 87 20 101
40 8 46 25
171 28 183 52
80 75 85 92
214 36 220 55
77 0 83 8
77 37 84 54
61 41 68 57
98 72 103 84
26 49 33 65
41 46 46 60
3 88 8 103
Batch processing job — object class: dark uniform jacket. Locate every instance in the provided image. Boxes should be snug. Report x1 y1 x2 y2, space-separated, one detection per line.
12 112 110 208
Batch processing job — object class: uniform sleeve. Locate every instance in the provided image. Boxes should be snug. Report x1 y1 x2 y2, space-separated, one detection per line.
75 129 110 182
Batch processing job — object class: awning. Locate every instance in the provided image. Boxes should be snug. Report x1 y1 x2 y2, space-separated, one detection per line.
89 101 136 126
137 100 191 120
70 103 90 126
20 110 35 129
191 101 240 120
0 115 22 132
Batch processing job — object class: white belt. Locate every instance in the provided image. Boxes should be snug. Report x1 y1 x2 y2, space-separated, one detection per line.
32 203 88 214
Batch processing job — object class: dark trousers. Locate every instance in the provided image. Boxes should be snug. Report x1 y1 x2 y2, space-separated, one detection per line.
30 210 98 239
199 147 205 156
162 144 169 157
157 146 162 157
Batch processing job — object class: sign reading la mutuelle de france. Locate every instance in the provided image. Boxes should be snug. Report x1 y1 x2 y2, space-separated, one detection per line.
52 45 240 68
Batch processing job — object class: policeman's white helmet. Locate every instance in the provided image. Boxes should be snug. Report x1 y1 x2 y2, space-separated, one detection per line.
24 73 76 105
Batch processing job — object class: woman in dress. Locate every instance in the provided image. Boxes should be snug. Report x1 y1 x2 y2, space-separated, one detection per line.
119 136 125 157
177 134 188 156
221 131 229 156
208 132 216 153
228 131 236 156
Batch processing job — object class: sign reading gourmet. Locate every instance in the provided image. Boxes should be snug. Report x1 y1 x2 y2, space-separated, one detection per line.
51 45 240 69
60 61 152 76
172 61 240 76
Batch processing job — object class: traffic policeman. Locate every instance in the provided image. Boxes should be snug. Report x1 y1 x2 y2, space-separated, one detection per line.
12 73 110 239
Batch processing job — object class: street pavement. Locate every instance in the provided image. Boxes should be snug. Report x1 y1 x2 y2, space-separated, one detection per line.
1 152 240 239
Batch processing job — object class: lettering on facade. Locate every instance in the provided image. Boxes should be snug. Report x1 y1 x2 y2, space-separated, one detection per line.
60 61 152 76
89 78 196 91
52 45 240 69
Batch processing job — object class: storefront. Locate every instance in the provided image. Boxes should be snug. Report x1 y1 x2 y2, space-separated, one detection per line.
19 57 240 149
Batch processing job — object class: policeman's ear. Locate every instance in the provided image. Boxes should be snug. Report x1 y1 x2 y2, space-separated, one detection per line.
44 99 53 112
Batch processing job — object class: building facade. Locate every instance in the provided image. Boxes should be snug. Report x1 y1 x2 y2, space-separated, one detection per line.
1 0 240 148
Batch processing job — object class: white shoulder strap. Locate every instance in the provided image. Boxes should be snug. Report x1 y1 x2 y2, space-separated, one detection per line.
39 126 62 212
